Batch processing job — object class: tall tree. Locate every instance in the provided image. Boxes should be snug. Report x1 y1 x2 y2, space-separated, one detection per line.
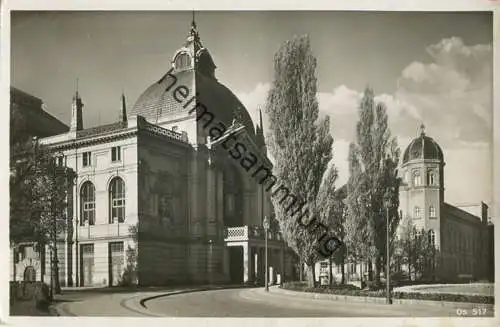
344 87 400 286
393 216 438 281
317 166 346 285
265 35 334 287
10 137 75 292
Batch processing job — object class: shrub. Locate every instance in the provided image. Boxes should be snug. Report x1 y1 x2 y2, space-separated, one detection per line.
10 281 51 309
281 282 494 304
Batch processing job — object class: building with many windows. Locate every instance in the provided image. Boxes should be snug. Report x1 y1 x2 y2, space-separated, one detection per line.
12 20 296 287
315 125 494 284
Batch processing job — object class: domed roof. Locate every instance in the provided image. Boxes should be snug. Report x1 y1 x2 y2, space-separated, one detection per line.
402 125 444 164
130 19 255 138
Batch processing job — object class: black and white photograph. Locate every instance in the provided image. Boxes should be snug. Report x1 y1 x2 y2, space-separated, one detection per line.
4 3 497 323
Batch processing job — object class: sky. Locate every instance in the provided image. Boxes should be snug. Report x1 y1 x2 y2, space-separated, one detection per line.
10 11 493 210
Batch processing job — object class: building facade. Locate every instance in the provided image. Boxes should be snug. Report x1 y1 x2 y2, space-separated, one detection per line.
11 20 295 287
314 125 494 284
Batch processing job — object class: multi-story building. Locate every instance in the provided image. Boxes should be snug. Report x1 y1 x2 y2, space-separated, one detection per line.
16 19 295 287
397 124 494 281
314 125 494 284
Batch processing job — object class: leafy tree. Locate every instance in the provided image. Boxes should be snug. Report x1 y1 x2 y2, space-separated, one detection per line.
10 137 75 293
393 216 439 281
265 35 334 287
344 87 400 286
317 167 346 285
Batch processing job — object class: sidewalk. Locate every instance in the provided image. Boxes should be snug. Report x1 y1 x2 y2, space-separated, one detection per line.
269 286 493 308
393 283 494 296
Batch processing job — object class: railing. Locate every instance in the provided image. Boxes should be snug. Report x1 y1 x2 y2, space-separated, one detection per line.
77 222 131 240
137 116 188 142
224 225 283 242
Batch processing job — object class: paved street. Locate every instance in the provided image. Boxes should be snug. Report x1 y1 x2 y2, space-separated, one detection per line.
54 287 494 317
145 288 493 317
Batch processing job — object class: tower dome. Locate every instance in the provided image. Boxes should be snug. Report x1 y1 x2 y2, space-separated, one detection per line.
129 18 255 138
402 124 444 164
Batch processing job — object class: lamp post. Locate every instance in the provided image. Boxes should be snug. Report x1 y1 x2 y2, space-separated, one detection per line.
208 239 213 285
263 215 270 292
383 191 393 305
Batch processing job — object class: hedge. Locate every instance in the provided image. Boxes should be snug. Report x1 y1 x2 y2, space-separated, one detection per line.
10 281 51 310
281 282 494 304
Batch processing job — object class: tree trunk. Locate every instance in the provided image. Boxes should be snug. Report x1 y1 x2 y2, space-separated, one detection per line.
306 264 315 288
299 261 304 282
52 242 61 294
368 259 373 281
341 255 345 285
374 255 381 285
328 258 333 286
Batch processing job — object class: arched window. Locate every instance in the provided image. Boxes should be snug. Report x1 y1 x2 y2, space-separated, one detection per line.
414 206 421 219
427 169 436 185
109 177 126 223
429 205 436 218
412 169 421 186
80 182 95 226
23 266 36 281
175 53 191 70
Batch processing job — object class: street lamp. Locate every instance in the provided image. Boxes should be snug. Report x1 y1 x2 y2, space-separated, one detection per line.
263 215 270 292
383 190 393 305
208 239 213 285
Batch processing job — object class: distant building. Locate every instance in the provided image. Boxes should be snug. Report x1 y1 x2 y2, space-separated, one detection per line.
10 87 68 140
12 20 295 287
10 87 69 282
398 125 494 282
314 125 494 284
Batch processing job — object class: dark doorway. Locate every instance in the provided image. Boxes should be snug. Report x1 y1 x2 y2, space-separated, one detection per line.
229 246 244 284
23 266 36 281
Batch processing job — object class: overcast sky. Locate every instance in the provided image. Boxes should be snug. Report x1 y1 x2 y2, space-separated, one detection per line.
11 11 493 210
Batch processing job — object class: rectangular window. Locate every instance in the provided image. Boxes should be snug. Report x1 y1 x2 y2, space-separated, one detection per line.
111 146 121 162
414 206 421 219
83 152 91 167
429 206 436 218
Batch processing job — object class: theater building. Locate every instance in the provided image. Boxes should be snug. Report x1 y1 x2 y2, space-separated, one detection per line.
19 20 295 287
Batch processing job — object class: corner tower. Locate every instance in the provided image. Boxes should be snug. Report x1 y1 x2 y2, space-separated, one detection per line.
399 124 445 246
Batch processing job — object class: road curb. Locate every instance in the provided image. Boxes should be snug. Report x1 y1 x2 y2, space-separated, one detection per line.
139 285 256 309
271 286 493 308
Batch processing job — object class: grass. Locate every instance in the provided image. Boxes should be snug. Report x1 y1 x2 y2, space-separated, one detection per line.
281 281 494 304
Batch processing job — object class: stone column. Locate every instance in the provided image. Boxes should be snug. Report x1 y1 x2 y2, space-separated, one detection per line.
243 243 253 283
206 162 217 237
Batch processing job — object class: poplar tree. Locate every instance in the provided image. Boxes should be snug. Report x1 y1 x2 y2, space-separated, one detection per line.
345 87 400 286
265 35 334 287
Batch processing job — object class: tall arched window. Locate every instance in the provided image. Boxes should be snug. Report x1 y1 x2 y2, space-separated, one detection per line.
80 182 96 226
427 169 436 185
175 52 191 70
109 177 126 223
412 169 421 186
